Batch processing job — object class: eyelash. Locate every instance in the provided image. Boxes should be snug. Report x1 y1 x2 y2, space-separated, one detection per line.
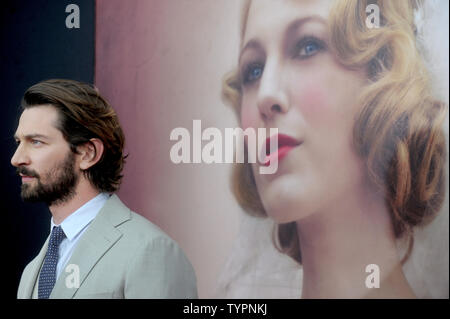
15 140 43 146
293 36 325 59
241 62 264 86
241 36 325 86
31 140 42 146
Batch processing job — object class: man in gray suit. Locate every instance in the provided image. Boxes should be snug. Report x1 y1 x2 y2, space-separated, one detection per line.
12 79 197 299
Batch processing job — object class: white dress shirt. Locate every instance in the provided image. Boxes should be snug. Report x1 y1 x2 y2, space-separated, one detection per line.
50 193 110 280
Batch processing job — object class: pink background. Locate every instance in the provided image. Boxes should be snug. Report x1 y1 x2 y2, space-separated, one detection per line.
95 0 243 297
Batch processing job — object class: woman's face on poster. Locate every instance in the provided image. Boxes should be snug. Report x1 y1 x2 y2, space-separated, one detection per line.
239 0 371 223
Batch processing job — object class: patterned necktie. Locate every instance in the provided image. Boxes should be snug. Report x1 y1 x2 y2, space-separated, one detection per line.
38 226 66 299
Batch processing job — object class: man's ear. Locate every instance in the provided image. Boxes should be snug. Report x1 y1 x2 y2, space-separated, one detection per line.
77 138 104 170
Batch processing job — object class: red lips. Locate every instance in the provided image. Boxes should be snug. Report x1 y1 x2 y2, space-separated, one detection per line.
263 134 302 166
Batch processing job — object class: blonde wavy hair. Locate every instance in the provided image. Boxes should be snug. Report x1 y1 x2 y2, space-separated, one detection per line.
222 0 447 264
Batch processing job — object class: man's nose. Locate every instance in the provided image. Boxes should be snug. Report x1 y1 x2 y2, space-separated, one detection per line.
11 145 30 167
256 58 289 121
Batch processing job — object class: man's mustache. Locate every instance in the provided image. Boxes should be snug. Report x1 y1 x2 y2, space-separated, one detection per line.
16 167 40 179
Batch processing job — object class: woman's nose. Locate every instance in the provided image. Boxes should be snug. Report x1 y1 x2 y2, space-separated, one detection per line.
256 58 289 121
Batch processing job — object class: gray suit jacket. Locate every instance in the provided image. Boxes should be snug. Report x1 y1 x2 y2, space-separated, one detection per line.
17 194 198 299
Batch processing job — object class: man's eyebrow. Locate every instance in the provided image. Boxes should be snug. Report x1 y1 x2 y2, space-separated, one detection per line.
14 133 50 140
239 15 327 62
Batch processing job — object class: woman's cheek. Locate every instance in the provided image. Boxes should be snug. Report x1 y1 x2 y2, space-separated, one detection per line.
240 102 258 131
296 84 330 124
240 102 260 148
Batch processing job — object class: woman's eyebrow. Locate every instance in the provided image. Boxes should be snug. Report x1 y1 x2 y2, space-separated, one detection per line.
287 15 327 34
239 15 327 62
239 39 263 63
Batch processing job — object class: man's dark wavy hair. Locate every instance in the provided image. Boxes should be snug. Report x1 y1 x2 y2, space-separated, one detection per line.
21 79 126 193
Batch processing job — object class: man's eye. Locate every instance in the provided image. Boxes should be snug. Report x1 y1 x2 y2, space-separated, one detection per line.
242 63 264 85
295 37 325 59
31 140 42 146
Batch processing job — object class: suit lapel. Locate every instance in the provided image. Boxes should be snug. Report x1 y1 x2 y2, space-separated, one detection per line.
20 237 49 298
50 195 131 299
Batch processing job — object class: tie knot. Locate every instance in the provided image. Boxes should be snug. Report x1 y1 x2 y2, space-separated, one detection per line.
49 226 66 247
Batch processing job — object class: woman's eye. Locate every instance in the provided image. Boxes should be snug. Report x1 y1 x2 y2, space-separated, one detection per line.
295 37 324 59
242 63 264 85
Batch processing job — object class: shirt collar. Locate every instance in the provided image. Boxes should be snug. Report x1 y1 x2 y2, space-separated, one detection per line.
51 193 110 241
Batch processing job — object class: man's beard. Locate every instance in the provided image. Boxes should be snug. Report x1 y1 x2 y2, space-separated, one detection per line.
17 151 79 206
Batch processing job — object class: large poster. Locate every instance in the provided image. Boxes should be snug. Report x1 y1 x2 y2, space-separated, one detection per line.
3 0 449 303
